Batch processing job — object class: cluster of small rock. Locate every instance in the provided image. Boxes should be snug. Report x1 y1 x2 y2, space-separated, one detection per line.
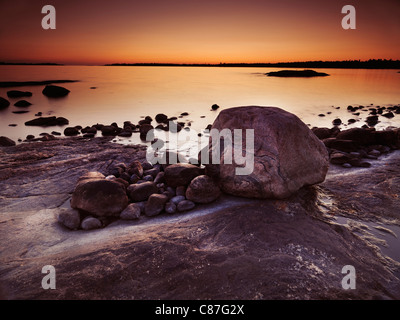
58 159 221 231
312 126 400 168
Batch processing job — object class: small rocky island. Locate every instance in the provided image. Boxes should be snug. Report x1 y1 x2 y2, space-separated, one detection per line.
266 69 330 77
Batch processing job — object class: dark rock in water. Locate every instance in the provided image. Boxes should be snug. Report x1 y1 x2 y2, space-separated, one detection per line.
81 126 97 134
35 112 43 116
25 116 69 126
155 113 168 123
42 85 70 98
332 118 342 126
318 114 325 117
164 163 202 187
366 115 379 126
57 208 81 230
0 97 10 109
127 181 158 202
14 100 32 107
81 216 102 230
12 110 29 114
348 119 357 124
117 131 132 137
139 124 154 141
145 194 169 217
6 90 32 98
185 175 221 204
330 152 353 165
64 127 80 136
312 127 331 140
51 131 62 136
0 136 16 147
120 203 141 220
8 124 17 127
266 70 329 77
26 135 35 140
71 172 129 217
177 200 195 212
382 112 394 118
336 128 376 146
211 104 219 111
101 125 118 136
209 106 329 199
180 112 189 116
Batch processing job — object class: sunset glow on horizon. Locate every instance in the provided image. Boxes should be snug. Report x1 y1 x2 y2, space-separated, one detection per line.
0 0 399 65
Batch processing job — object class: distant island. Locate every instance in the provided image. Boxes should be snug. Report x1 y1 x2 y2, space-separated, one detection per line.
266 70 329 77
0 62 62 66
106 59 400 69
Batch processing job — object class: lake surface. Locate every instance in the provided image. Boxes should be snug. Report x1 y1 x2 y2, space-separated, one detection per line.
0 66 399 146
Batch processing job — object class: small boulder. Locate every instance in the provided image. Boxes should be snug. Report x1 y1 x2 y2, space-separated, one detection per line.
155 113 168 123
81 216 102 230
127 181 158 202
211 104 220 111
14 100 32 107
42 85 70 98
164 163 201 187
170 195 186 205
71 172 129 217
186 175 221 203
57 208 81 230
177 200 195 212
120 203 141 220
145 194 169 217
165 202 177 214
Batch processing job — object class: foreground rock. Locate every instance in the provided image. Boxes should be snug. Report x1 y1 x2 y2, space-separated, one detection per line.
164 163 202 187
186 175 221 203
0 138 399 299
207 106 329 199
71 171 129 217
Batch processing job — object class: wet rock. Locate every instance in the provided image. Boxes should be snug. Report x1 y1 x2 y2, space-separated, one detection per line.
209 106 329 199
342 163 352 168
14 100 32 107
366 115 379 126
51 131 62 136
211 104 219 111
127 181 158 202
186 175 221 204
64 127 80 136
101 125 118 136
323 138 360 153
164 163 201 187
139 124 154 141
71 172 129 217
382 112 394 118
177 200 195 212
330 152 352 165
6 90 32 98
145 194 169 217
0 136 16 147
57 208 81 230
0 97 10 109
26 135 35 140
312 127 332 140
42 85 70 98
336 128 376 146
120 203 141 220
81 216 102 230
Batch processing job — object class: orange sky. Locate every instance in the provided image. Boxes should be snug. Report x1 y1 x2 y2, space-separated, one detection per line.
0 0 399 65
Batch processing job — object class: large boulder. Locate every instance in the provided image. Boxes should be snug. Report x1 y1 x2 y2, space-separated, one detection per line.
164 163 201 187
42 85 70 97
186 175 221 203
71 172 129 217
206 106 329 199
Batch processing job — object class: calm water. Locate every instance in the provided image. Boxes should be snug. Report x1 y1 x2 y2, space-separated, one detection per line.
0 66 399 146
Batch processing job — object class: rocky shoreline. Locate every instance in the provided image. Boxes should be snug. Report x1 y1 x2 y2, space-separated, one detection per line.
0 136 400 299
